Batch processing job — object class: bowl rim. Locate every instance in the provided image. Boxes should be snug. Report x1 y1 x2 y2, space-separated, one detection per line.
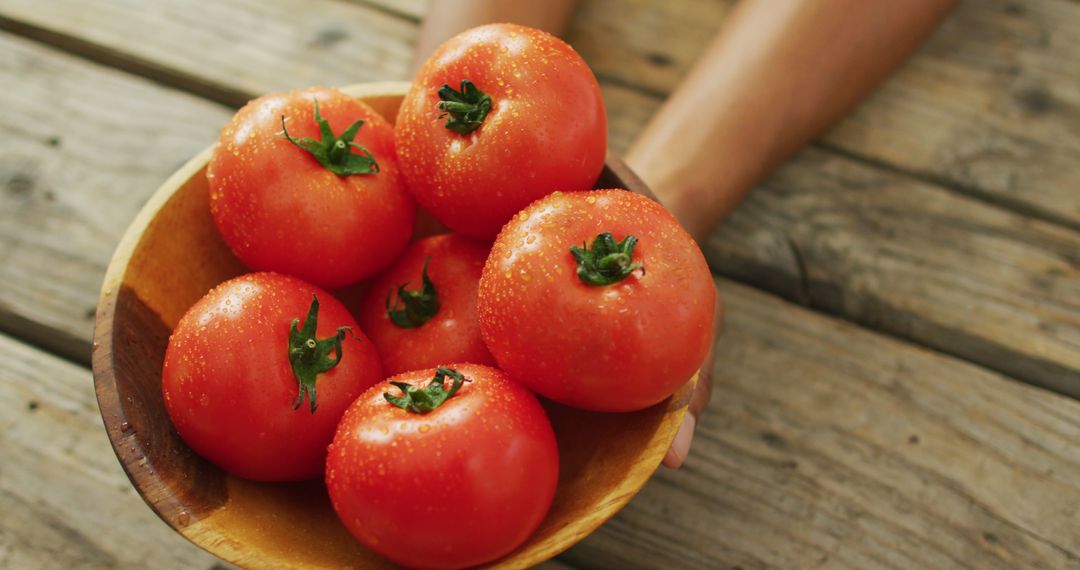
90 80 694 569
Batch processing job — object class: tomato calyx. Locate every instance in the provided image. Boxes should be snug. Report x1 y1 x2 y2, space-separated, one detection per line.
570 232 645 286
384 367 469 414
288 295 353 413
385 257 440 329
281 99 380 177
437 80 492 135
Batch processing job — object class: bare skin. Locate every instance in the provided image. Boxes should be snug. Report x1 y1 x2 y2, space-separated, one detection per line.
412 0 958 468
411 0 578 73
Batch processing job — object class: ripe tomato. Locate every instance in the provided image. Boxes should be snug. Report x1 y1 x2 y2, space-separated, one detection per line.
357 234 495 376
478 190 716 412
208 87 415 289
162 272 383 481
326 364 558 569
396 23 607 239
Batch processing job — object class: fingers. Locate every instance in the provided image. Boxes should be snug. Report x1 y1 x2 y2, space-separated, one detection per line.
662 413 697 468
690 352 714 419
662 291 723 469
662 373 712 469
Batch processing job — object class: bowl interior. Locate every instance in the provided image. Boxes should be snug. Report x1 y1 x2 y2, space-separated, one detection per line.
92 82 692 569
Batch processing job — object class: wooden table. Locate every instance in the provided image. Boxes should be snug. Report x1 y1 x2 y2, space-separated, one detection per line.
1 1 1078 568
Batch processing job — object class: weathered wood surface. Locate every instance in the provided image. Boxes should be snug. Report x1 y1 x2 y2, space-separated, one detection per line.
565 279 1080 569
8 277 1080 568
0 3 1077 567
0 325 570 570
376 0 1080 230
0 0 416 106
709 147 1080 397
0 333 227 569
7 0 1080 229
0 33 232 363
0 0 1078 398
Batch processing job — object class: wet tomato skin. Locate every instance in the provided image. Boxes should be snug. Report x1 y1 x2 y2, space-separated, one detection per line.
357 234 495 376
325 364 559 569
396 23 607 239
208 87 415 289
478 190 716 412
161 272 384 481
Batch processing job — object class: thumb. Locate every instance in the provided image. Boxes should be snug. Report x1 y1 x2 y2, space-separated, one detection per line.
662 413 697 469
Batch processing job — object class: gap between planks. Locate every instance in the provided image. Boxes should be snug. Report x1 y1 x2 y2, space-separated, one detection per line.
2 0 1075 236
5 279 1080 569
0 7 1075 400
0 14 251 108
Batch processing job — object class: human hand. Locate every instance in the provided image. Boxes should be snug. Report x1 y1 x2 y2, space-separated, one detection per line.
662 294 722 468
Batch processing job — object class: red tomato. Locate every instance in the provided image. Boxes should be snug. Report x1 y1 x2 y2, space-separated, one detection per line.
478 190 716 412
396 23 607 239
326 364 558 569
162 273 383 481
357 234 495 376
208 87 415 289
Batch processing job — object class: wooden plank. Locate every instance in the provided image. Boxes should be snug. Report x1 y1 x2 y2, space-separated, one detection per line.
706 146 1080 397
9 281 1080 569
0 1 1076 399
361 0 1080 228
0 328 581 570
600 82 1080 397
565 0 1080 230
0 333 227 569
0 0 416 105
817 0 1080 230
560 279 1080 569
350 0 426 21
0 33 233 363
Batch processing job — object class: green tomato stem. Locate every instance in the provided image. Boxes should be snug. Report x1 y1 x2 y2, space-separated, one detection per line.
384 367 468 414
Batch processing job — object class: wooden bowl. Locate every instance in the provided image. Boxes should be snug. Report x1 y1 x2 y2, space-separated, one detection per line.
91 82 694 569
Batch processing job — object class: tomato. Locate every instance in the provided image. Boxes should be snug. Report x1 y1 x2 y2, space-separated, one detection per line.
326 364 558 569
162 272 383 481
208 87 415 289
478 190 716 412
357 234 495 376
396 23 607 239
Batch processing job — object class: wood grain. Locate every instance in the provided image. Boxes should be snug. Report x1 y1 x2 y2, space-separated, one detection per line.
0 0 416 106
1 3 1075 569
559 279 1080 569
2 0 1076 401
0 32 232 363
355 0 1080 227
15 274 1080 569
352 0 427 21
562 0 1080 229
0 328 581 570
0 333 228 570
708 146 1080 397
819 0 1080 230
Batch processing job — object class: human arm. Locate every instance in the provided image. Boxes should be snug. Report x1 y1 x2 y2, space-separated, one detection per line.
411 0 578 73
653 0 957 467
409 0 958 469
627 0 959 243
